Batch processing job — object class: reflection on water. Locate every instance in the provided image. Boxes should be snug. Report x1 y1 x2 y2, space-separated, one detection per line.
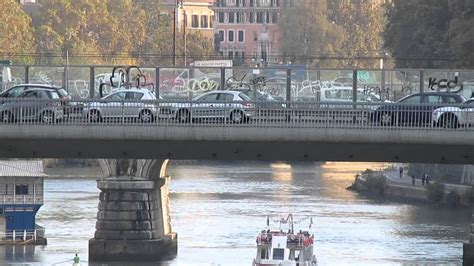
3 161 470 265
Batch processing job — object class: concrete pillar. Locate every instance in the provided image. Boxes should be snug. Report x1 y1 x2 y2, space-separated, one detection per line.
464 211 474 265
89 159 177 262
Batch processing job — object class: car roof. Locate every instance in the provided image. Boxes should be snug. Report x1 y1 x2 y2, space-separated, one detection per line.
410 92 462 96
202 90 242 94
24 87 57 92
109 88 153 93
11 84 63 89
398 92 464 102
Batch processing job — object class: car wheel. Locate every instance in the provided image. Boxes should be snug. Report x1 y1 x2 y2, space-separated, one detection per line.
176 109 190 123
441 113 459 129
40 110 54 124
380 112 393 126
88 110 102 123
230 110 244 124
1 111 13 123
139 109 153 123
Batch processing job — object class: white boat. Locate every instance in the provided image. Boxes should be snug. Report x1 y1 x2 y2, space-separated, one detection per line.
253 214 317 266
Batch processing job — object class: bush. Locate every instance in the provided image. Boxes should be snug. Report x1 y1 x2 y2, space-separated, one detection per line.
427 182 444 203
468 186 474 204
445 190 461 207
365 171 386 195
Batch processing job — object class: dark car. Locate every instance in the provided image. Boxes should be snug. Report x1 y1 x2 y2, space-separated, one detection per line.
1 84 72 115
372 92 466 126
0 88 65 123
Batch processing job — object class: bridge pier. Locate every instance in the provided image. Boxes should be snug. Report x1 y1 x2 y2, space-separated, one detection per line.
89 159 177 262
463 211 474 266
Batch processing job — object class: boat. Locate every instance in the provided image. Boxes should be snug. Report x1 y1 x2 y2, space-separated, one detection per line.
253 214 317 266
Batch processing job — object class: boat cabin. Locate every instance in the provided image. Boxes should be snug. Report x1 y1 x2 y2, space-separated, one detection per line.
0 160 47 245
255 230 316 265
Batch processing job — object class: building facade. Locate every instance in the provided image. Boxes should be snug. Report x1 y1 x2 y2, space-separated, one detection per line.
212 0 292 66
163 0 215 39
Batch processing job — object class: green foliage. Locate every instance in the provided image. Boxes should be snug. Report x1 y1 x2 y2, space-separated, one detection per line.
280 0 384 68
363 169 386 195
427 182 445 203
279 0 346 68
445 190 461 207
385 0 474 68
0 0 35 64
328 0 384 68
24 0 215 66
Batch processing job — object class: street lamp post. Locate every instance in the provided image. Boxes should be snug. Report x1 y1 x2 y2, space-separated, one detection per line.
173 0 178 66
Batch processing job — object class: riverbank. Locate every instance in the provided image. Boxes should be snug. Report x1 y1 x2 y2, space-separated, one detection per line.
44 165 102 179
350 167 473 207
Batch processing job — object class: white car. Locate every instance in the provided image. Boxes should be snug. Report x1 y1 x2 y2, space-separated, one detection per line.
158 90 254 123
432 99 474 128
83 89 157 122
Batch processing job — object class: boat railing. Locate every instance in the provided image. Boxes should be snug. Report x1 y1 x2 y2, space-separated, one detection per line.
0 228 46 243
256 232 314 248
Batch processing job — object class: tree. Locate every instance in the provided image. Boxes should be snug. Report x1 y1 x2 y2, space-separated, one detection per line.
384 0 452 68
0 0 34 64
34 0 113 65
328 0 384 68
279 0 346 68
447 0 474 68
134 1 215 66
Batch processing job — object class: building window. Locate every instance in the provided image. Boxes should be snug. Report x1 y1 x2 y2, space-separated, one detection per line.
257 12 263 23
192 15 199 28
228 51 234 59
249 12 255 23
236 12 242 23
238 30 244 42
228 30 235 42
210 15 214 27
253 31 258 41
15 184 28 195
0 184 7 195
219 30 225 42
228 12 235 23
201 15 209 28
218 12 225 23
272 12 279 23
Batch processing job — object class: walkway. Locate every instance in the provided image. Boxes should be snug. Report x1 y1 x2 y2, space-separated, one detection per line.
384 166 471 194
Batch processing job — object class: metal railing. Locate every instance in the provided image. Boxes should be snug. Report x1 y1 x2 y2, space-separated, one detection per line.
1 98 474 131
2 65 474 103
0 228 45 243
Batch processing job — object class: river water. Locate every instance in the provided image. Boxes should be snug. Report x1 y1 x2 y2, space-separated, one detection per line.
1 161 470 265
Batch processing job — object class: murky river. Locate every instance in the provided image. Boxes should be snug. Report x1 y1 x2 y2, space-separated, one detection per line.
1 161 471 265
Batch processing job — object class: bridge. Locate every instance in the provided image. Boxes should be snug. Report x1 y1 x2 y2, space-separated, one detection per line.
2 65 474 264
0 105 473 164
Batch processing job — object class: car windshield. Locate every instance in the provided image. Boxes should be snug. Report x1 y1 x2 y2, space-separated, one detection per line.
49 91 60 99
239 93 251 101
58 88 69 97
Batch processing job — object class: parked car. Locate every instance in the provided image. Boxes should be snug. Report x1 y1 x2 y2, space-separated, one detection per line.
0 88 64 123
372 92 465 126
432 99 474 128
1 84 72 115
83 89 157 123
1 84 70 100
158 90 254 123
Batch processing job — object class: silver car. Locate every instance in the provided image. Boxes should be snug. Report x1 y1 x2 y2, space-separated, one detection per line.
0 88 64 123
83 89 157 122
158 90 254 123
